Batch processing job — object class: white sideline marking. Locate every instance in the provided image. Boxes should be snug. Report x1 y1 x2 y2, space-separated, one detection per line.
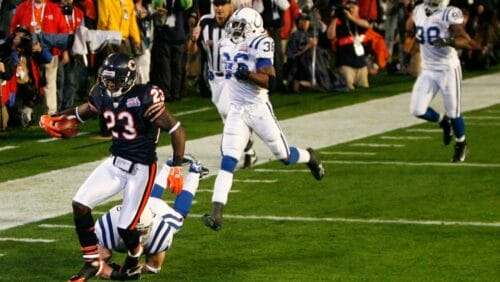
485 110 500 113
321 151 376 156
465 116 500 120
39 224 73 229
406 129 441 133
234 179 278 183
190 214 500 227
324 160 500 168
176 107 212 116
350 143 405 148
255 169 310 173
197 189 240 193
0 146 17 151
380 136 432 140
0 254 4 257
37 132 90 143
467 122 500 126
0 237 55 243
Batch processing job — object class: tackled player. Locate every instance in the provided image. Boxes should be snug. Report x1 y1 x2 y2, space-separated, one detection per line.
39 52 186 281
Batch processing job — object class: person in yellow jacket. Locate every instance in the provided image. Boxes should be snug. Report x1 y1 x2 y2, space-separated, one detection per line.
97 0 141 53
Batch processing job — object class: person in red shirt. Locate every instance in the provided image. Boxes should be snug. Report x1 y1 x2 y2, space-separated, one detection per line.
56 0 86 112
11 0 69 117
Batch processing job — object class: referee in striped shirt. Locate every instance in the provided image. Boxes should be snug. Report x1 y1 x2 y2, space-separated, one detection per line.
188 0 258 169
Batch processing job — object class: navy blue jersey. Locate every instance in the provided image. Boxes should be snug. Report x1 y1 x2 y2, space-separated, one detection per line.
88 84 166 164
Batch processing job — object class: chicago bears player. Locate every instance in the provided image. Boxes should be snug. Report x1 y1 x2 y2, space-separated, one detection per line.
39 52 186 281
94 156 208 280
202 8 325 231
408 0 480 162
188 0 258 169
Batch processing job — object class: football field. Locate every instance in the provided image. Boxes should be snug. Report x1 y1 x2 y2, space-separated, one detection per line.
0 73 499 281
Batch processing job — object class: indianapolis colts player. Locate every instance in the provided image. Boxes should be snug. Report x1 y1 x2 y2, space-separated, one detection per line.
408 0 480 162
202 8 325 231
39 53 186 281
94 157 208 280
188 0 258 169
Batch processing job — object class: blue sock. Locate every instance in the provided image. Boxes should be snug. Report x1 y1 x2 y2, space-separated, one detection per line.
173 190 194 218
221 155 238 173
283 147 299 165
417 107 440 122
450 116 465 138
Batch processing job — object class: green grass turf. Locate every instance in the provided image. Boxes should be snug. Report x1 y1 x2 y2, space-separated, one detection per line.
0 68 499 281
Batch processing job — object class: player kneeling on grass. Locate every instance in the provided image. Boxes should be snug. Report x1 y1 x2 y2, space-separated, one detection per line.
39 52 186 281
95 156 208 280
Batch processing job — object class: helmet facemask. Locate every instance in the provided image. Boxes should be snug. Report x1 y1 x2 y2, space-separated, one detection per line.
226 18 252 44
99 53 137 99
424 0 450 13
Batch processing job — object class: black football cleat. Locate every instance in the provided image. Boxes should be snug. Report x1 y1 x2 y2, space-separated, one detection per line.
243 149 258 169
451 140 468 163
306 148 324 180
202 202 224 231
439 116 452 145
68 259 102 282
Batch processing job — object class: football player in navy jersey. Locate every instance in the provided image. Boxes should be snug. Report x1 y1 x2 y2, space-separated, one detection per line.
39 52 186 281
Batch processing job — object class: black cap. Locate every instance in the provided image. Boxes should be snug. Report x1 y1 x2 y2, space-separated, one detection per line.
213 0 231 5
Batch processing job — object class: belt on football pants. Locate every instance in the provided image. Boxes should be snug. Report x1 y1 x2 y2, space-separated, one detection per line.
112 155 136 173
208 71 224 81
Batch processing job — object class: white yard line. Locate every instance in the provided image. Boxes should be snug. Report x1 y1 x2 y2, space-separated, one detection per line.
321 151 376 156
0 146 17 151
467 122 500 126
350 143 406 147
234 179 278 183
189 214 500 228
0 237 55 243
176 107 212 116
1 73 500 231
324 160 500 168
41 215 500 228
465 116 500 120
405 129 441 132
197 189 240 193
380 136 432 140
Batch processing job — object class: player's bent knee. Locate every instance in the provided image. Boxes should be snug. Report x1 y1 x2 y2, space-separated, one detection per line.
72 201 91 218
221 155 238 173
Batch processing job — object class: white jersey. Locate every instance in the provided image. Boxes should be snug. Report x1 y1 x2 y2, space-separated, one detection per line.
95 198 184 254
412 4 463 70
219 34 274 105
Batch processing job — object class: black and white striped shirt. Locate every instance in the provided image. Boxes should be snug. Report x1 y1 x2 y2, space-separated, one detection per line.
196 14 228 74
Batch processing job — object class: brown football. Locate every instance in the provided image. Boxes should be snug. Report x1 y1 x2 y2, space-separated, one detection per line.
55 115 79 138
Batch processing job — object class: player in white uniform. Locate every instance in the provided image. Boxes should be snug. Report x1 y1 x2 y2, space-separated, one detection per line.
94 157 208 280
408 0 480 162
188 0 258 168
202 8 325 231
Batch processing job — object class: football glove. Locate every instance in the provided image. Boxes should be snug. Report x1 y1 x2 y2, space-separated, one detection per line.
234 63 250 80
167 166 184 195
39 115 63 138
432 37 455 48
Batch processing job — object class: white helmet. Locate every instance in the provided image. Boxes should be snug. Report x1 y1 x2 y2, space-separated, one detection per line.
136 206 154 236
225 7 265 43
424 0 450 13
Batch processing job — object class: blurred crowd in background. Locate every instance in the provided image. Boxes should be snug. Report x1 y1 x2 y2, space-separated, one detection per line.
0 0 498 131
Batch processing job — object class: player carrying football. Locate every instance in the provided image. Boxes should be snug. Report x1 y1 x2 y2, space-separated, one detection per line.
39 52 186 281
408 0 480 162
202 8 325 232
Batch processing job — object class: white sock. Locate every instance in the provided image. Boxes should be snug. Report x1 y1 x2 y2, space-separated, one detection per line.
211 170 233 205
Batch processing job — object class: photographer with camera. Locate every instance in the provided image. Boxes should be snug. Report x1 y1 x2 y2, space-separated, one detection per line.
7 25 52 127
327 0 371 90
